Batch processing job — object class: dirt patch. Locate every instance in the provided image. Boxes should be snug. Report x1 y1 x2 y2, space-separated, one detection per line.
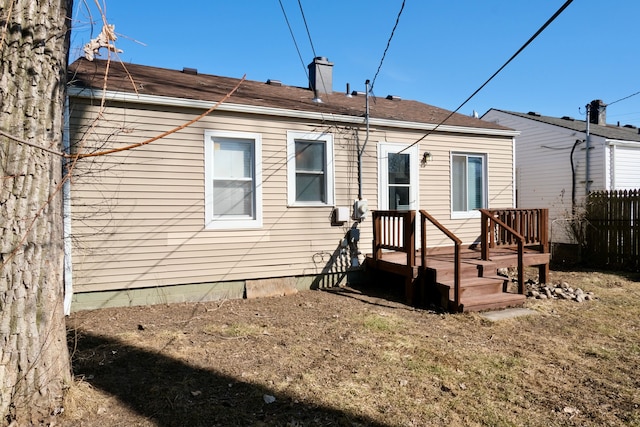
63 269 640 426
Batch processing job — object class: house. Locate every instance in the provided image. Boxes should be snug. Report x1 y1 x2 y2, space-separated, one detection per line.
65 57 520 312
482 102 640 255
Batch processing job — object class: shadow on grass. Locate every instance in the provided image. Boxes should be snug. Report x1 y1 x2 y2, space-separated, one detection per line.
70 330 390 427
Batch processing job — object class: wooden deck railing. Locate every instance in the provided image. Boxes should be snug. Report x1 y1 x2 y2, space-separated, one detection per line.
420 210 462 310
483 208 549 251
480 209 540 294
372 210 416 268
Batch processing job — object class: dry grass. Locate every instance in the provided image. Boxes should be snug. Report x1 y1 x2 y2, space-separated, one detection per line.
62 268 640 426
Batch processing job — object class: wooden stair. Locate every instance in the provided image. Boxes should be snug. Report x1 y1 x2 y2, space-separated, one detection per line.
426 259 526 313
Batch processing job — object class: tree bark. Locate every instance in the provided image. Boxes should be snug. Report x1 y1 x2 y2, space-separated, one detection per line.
0 0 73 424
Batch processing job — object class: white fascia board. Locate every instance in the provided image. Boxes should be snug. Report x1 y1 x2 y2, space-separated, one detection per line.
68 87 519 137
606 139 640 147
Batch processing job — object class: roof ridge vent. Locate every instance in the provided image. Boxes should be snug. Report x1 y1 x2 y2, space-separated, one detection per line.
527 111 541 117
351 91 366 96
266 79 282 86
623 124 637 129
182 67 198 75
561 116 575 121
386 95 402 101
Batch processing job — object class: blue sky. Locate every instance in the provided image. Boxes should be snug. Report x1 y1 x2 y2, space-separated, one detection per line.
70 1 640 126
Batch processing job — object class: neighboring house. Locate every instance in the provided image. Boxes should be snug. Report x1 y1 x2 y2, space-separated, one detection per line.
483 101 640 248
66 57 517 311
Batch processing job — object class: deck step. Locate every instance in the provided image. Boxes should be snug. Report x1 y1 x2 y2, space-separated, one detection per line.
438 276 506 299
457 292 526 312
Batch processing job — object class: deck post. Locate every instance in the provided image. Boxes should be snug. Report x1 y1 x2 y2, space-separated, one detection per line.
404 276 414 305
481 213 489 260
517 241 525 294
540 208 549 253
405 211 416 268
538 263 549 284
373 212 382 260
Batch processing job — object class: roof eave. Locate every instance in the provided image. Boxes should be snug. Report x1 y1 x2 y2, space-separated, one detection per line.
68 87 519 137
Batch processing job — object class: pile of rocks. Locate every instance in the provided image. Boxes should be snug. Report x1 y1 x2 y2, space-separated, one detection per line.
524 280 596 302
497 268 596 302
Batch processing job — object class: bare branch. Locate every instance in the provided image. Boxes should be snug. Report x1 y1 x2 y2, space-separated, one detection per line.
0 130 65 157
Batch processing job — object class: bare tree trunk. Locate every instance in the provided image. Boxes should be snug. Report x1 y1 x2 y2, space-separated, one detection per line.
0 0 73 424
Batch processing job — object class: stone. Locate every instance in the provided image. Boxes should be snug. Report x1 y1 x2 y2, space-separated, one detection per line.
523 278 597 303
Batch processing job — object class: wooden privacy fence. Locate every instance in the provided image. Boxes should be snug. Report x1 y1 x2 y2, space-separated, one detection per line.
585 189 640 271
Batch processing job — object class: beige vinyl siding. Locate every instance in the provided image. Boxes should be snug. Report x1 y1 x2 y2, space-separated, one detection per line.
70 99 368 293
407 132 515 246
69 98 514 295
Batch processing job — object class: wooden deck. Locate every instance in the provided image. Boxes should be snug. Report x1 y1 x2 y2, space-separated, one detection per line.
366 209 550 313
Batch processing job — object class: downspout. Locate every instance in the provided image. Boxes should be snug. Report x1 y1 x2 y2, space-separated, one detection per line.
62 99 73 315
358 79 371 200
585 103 591 195
570 139 583 216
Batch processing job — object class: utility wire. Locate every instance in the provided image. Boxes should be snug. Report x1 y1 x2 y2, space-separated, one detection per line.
400 0 574 153
279 0 309 81
608 89 640 106
370 0 406 94
298 0 318 59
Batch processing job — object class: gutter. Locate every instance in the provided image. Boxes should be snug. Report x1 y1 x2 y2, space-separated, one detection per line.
605 139 640 147
68 87 519 138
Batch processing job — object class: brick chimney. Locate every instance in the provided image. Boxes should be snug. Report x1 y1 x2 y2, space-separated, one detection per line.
589 99 607 125
308 57 333 95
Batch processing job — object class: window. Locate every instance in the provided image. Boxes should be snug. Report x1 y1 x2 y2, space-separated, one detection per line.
451 153 486 217
287 131 334 206
204 130 262 229
387 152 412 210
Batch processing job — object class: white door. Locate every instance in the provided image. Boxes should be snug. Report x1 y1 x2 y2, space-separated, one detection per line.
378 143 419 211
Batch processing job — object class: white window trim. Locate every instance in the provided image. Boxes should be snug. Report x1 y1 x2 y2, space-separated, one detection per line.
204 130 263 229
450 152 487 219
286 131 335 207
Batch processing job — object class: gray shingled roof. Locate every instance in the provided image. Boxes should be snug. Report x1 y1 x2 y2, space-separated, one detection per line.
489 109 640 142
68 58 510 132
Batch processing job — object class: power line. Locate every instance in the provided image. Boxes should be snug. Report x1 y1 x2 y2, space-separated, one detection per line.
370 0 406 94
278 0 309 81
297 0 318 59
608 89 640 106
400 0 574 153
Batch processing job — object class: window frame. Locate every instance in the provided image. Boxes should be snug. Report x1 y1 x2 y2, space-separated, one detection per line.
286 131 335 207
450 152 487 219
204 130 262 230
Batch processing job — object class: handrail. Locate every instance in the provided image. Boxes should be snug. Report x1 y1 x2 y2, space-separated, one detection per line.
419 210 463 310
480 209 525 294
372 210 416 268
